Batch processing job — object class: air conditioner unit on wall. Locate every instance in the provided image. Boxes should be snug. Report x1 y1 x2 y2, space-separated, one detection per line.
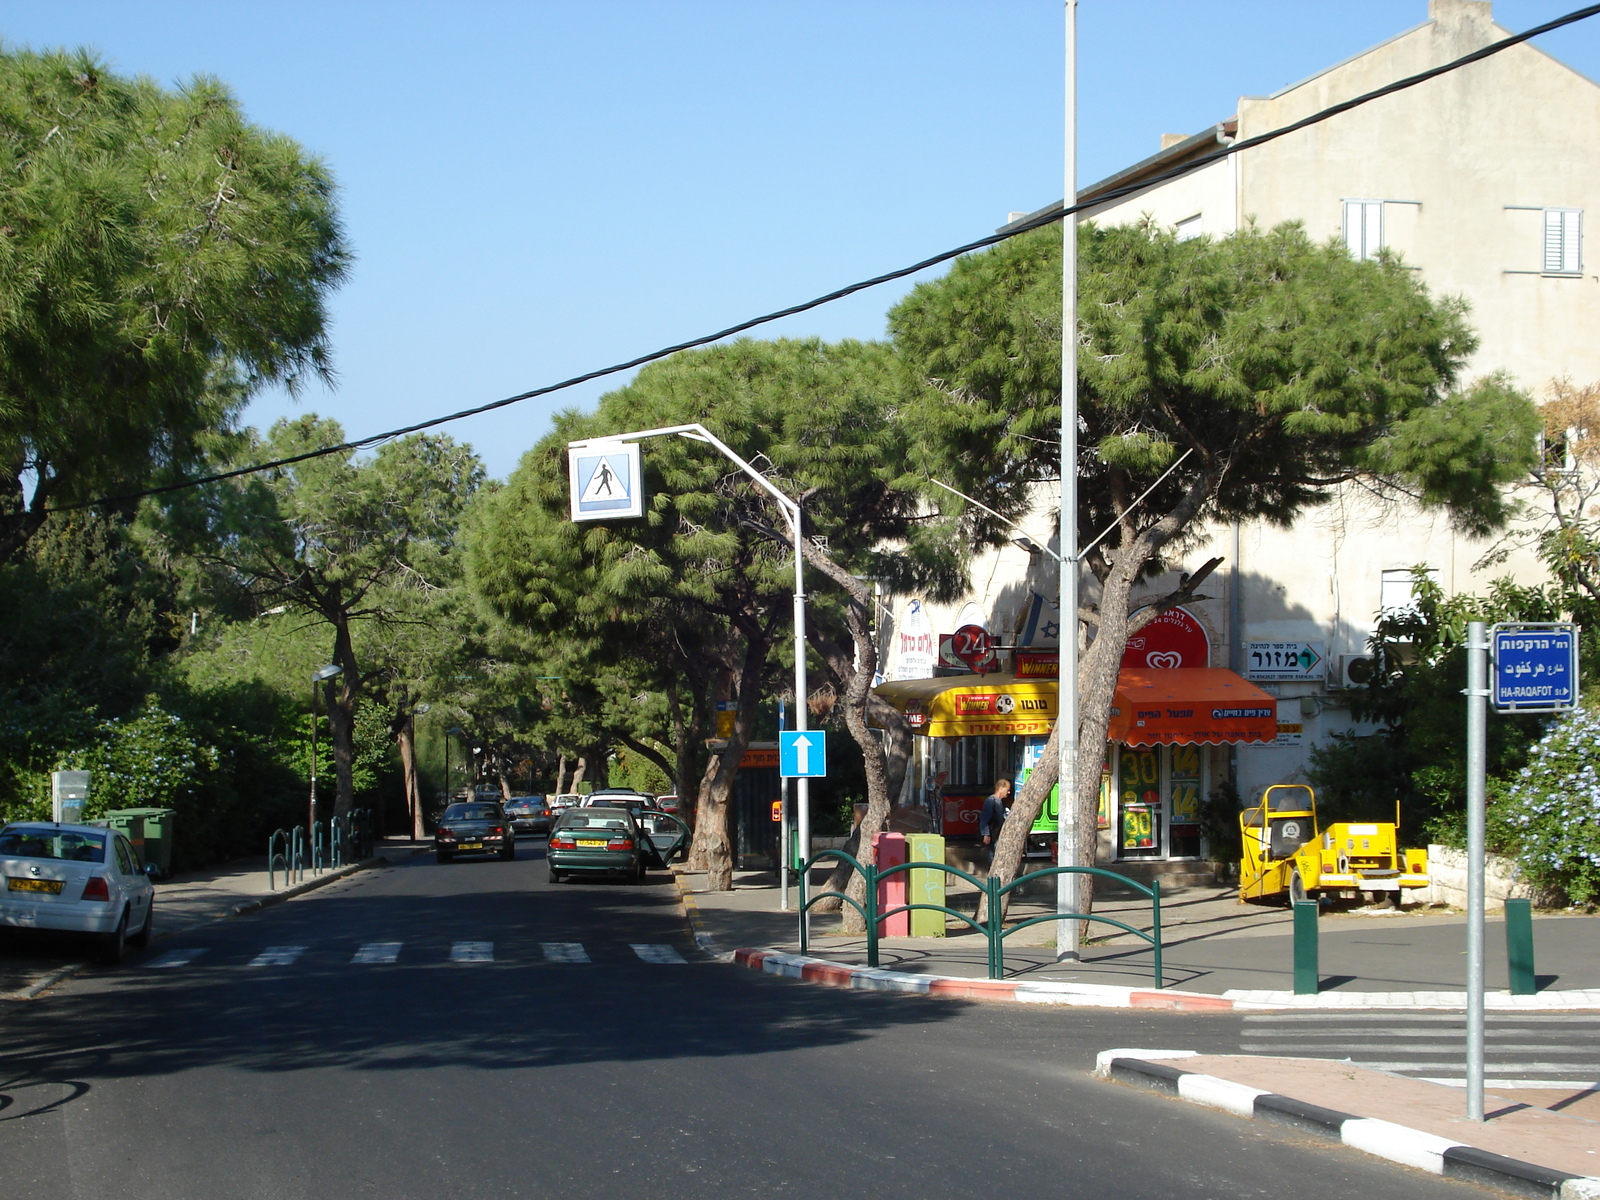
1337 654 1377 689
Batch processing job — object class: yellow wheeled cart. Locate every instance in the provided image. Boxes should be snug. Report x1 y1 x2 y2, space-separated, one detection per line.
1238 784 1429 906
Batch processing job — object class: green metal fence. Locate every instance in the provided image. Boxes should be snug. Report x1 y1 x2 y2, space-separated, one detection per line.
798 849 1164 988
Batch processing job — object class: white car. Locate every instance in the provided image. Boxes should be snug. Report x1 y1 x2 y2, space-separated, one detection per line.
0 822 155 964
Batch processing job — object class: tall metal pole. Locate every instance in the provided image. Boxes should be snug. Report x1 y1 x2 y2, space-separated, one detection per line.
1056 0 1081 961
308 682 320 838
792 506 811 943
1465 620 1489 1120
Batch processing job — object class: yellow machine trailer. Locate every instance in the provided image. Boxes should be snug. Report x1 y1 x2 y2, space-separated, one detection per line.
1238 784 1429 906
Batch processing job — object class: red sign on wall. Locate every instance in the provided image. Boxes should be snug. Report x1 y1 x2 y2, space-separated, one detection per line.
1120 605 1210 670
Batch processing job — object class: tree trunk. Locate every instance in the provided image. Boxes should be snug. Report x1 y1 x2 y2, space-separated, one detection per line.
570 757 588 792
687 628 772 891
327 613 362 821
982 478 1218 924
397 714 422 839
555 755 568 795
795 540 891 932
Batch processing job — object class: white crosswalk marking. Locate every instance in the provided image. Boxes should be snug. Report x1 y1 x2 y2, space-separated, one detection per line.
147 948 208 969
248 946 306 967
352 942 401 964
541 942 590 963
450 941 493 963
630 943 686 964
1239 1012 1600 1085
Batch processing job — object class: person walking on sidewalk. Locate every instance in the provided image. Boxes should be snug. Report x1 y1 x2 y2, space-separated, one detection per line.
979 777 1011 854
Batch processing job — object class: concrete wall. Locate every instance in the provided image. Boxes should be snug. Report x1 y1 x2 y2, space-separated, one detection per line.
1418 842 1564 908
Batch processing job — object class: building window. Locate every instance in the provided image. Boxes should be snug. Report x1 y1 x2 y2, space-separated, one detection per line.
1544 208 1582 275
1379 566 1439 619
1344 199 1383 260
1175 214 1202 242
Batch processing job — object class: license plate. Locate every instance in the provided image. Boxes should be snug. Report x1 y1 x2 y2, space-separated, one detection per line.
576 839 607 848
7 877 62 894
460 842 483 851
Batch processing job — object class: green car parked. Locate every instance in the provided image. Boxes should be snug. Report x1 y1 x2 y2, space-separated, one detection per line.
546 806 688 884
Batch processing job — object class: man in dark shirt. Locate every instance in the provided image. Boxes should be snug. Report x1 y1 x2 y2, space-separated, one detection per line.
979 777 1012 850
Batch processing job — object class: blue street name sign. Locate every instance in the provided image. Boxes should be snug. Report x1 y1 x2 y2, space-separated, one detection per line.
779 730 827 779
1491 623 1579 713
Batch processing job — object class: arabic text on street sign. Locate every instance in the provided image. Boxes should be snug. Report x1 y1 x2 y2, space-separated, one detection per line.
1491 623 1579 713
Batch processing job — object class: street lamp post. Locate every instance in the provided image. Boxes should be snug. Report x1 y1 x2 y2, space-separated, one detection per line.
567 423 810 928
308 664 343 838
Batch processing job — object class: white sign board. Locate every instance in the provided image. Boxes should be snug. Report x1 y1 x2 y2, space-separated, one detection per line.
568 442 643 521
893 599 936 681
1246 641 1326 682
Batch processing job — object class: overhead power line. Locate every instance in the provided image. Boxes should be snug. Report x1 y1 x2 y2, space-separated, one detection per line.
55 2 1600 514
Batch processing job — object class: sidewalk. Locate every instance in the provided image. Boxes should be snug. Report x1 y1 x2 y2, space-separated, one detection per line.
678 868 1600 1196
1 838 428 998
676 867 1600 1007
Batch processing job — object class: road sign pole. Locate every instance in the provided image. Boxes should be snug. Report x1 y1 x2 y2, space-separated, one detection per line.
1465 620 1488 1122
1056 0 1081 962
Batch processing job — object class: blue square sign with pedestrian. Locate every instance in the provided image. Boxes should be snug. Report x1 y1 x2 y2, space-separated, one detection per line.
779 730 826 778
568 441 643 521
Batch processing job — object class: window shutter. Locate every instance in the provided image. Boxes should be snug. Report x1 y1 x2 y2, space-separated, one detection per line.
1344 201 1383 260
1564 209 1582 273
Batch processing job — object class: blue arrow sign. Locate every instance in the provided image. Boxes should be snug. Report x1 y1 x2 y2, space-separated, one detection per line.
779 730 827 778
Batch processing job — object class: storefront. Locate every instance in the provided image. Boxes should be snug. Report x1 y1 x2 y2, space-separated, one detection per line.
873 659 1276 864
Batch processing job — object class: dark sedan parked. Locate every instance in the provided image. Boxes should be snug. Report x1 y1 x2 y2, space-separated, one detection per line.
434 802 515 863
504 796 552 836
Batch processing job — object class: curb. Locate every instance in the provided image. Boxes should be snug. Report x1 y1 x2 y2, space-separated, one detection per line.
731 947 1237 1010
0 847 420 1001
1095 1050 1600 1200
672 872 733 961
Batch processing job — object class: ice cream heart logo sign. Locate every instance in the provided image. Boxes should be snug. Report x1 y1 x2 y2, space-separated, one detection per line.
1121 605 1209 670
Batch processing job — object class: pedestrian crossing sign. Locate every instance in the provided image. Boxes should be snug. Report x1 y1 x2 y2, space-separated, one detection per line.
568 441 644 521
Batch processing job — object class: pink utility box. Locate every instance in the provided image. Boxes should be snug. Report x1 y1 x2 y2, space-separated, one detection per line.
872 831 909 936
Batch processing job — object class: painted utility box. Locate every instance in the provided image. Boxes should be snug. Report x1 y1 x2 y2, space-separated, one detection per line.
873 832 909 936
907 833 946 937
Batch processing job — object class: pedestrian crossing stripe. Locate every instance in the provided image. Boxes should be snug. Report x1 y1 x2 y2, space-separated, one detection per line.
631 943 686 964
541 942 590 963
450 941 494 963
248 946 305 967
352 943 401 964
148 948 208 969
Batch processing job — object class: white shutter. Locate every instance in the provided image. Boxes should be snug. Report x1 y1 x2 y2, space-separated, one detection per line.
1545 209 1565 272
1564 209 1582 273
1344 201 1383 260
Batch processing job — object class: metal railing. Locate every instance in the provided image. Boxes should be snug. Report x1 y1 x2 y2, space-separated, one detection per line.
798 849 1164 987
269 809 372 890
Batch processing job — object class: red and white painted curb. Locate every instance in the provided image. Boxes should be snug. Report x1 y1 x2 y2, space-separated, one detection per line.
732 948 1237 1010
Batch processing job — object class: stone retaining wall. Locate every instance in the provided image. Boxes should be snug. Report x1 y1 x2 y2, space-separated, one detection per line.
1418 842 1563 908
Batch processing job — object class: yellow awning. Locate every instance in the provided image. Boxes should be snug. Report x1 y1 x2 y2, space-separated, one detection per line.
873 673 1056 738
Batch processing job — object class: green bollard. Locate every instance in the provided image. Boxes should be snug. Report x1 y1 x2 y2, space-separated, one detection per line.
1293 900 1319 995
1505 897 1536 996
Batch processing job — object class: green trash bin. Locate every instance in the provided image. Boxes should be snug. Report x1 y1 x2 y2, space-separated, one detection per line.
105 807 176 878
100 811 146 866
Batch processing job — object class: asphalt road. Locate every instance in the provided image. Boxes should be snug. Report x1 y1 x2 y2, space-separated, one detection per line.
0 843 1497 1199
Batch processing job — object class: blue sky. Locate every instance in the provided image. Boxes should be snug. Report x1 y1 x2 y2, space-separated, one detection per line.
6 2 1598 480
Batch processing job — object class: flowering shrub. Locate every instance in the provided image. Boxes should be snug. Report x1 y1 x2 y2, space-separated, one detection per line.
1500 706 1600 904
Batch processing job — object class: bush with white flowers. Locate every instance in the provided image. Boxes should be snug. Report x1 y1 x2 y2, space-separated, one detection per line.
1500 705 1600 905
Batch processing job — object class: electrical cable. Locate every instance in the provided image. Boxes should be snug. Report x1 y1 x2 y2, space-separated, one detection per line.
47 1 1600 514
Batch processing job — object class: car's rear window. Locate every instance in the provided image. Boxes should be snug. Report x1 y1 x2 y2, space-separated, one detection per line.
557 813 631 832
0 829 107 863
443 804 499 821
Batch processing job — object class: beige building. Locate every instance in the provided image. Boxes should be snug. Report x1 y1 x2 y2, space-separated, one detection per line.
877 0 1591 865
